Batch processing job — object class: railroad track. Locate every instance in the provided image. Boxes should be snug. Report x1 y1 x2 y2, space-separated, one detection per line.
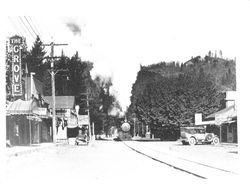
123 141 237 180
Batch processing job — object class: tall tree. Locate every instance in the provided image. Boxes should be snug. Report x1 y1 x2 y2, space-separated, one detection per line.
89 76 121 135
24 36 46 81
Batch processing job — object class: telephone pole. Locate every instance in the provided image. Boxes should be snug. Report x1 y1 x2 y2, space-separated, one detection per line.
43 42 68 143
80 89 92 141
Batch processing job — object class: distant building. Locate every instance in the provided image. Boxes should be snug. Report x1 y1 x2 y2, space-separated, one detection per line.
184 56 202 66
44 96 77 140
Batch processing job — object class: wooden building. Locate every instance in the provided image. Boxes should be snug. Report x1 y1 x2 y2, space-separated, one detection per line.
6 99 52 145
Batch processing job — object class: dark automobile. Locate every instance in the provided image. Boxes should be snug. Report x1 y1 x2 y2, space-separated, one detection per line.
75 129 89 145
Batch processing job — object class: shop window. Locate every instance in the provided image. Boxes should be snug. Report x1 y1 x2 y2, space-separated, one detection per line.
228 124 233 133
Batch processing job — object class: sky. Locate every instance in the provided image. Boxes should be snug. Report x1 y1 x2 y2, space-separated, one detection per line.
2 0 250 112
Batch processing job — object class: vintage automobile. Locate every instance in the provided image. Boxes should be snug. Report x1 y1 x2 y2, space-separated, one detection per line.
75 129 89 146
180 126 219 146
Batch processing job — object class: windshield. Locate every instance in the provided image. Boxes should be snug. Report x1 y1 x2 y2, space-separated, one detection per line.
195 129 205 134
181 127 205 134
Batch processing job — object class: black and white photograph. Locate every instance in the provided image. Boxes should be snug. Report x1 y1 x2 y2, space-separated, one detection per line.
1 0 250 183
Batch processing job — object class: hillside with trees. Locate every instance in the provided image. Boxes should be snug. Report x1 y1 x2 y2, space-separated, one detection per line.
128 52 236 140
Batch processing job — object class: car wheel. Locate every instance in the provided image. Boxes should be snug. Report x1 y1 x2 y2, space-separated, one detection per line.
212 137 220 145
205 134 213 142
189 137 196 146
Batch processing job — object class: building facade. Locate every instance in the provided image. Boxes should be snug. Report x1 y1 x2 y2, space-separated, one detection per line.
6 75 52 146
44 96 78 141
195 91 237 143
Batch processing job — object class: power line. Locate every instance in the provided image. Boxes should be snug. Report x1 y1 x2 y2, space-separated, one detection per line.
18 16 36 40
24 16 38 38
8 17 35 48
31 17 44 40
28 17 41 37
15 17 34 42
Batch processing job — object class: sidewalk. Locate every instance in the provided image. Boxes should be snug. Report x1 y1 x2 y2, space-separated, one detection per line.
220 142 238 147
5 143 56 157
132 136 161 141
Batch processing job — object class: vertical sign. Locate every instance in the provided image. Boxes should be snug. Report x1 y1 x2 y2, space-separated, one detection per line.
9 36 23 96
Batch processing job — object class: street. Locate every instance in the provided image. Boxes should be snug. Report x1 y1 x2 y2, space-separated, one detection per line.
4 140 238 184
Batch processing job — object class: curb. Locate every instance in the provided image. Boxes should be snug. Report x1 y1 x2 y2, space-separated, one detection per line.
6 143 56 157
220 143 238 147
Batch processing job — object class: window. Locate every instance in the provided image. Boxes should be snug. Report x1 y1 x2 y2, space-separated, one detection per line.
228 124 233 133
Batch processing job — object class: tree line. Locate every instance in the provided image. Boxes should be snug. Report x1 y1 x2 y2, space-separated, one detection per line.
127 53 236 140
6 36 122 135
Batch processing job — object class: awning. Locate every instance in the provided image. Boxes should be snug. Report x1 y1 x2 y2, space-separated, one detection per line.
206 105 237 119
27 115 42 122
44 96 75 109
6 99 39 115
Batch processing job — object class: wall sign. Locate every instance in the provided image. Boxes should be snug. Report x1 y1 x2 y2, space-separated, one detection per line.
9 35 23 96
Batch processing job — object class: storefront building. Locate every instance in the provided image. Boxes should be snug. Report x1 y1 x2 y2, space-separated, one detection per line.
6 35 52 146
6 98 52 145
44 96 78 141
195 91 237 143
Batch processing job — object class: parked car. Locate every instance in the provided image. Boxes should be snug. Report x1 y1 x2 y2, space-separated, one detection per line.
75 129 89 146
180 126 219 146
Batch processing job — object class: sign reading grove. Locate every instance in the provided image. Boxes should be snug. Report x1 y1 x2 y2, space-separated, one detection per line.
9 36 23 96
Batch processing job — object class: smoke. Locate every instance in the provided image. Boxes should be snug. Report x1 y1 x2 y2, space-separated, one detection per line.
65 22 81 36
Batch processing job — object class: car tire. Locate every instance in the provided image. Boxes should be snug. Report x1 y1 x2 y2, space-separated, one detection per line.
189 137 196 146
205 134 213 142
212 137 220 145
182 141 188 145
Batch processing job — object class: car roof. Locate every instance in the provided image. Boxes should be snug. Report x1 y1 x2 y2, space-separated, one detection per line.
181 126 204 129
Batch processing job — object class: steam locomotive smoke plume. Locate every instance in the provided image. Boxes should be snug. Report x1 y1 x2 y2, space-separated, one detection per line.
66 22 81 36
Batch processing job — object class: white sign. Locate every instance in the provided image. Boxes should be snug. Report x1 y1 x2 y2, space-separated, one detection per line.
33 108 47 116
10 36 23 96
78 115 89 125
65 109 71 117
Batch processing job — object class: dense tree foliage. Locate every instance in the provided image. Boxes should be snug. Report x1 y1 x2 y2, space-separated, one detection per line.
128 54 235 139
89 76 122 135
6 35 121 135
24 36 47 81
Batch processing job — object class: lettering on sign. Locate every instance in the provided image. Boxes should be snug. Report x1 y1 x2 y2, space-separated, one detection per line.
10 36 23 96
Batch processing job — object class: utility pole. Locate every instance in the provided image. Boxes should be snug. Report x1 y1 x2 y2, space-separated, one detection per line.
43 42 68 143
80 90 92 141
133 118 136 137
86 91 91 140
92 122 95 140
